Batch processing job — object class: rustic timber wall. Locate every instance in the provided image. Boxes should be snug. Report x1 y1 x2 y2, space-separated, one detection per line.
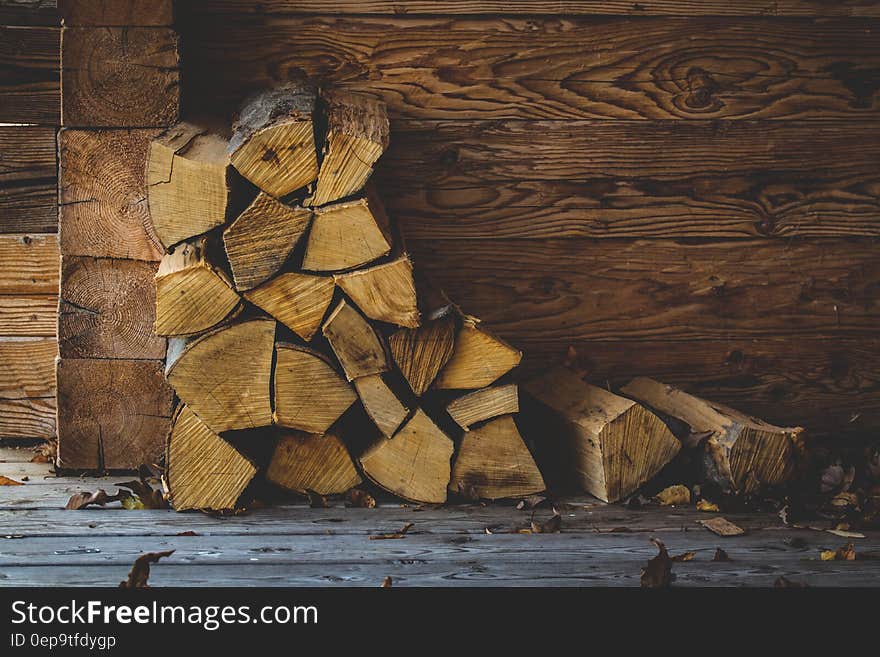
1 1 878 456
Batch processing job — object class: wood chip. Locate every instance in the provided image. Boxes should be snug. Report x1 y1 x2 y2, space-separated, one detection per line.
699 517 745 537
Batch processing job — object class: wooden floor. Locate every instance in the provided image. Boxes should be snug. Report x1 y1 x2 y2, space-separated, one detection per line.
1 446 878 587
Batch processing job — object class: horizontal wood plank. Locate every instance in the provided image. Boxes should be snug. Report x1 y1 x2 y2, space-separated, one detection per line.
0 126 57 234
58 0 173 26
0 296 57 336
0 397 55 439
181 16 880 120
184 1 880 17
0 26 60 124
0 234 58 294
0 337 55 399
0 0 59 26
381 120 880 239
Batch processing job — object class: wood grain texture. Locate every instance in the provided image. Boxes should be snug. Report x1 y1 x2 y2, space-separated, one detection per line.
184 1 880 17
58 0 173 26
0 234 58 294
61 27 179 127
59 129 163 260
0 26 59 124
58 256 165 359
0 296 56 336
56 358 173 470
0 337 55 399
0 127 57 234
181 16 880 120
379 119 880 239
0 397 55 439
0 1 59 26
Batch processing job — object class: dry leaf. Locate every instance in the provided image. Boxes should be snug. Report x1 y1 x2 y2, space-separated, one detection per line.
370 523 414 540
826 529 866 539
381 576 392 588
31 441 56 463
699 517 745 537
175 531 198 537
530 508 561 534
820 543 856 561
119 550 175 588
516 495 547 510
346 489 377 508
115 471 169 510
672 551 696 562
641 538 674 588
66 489 127 510
655 484 691 506
0 476 23 486
774 575 806 588
713 547 731 562
830 491 860 509
696 499 720 512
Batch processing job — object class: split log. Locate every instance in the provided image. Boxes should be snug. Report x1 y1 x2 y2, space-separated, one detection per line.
388 317 455 395
273 343 357 434
166 405 257 511
447 383 519 431
243 272 334 342
358 409 453 504
448 415 545 500
266 430 361 496
353 374 410 439
434 316 522 389
620 377 805 494
223 193 311 290
335 255 419 328
322 300 389 381
303 191 392 271
228 84 318 198
310 89 390 207
147 123 231 248
166 318 275 433
523 366 681 503
155 236 242 336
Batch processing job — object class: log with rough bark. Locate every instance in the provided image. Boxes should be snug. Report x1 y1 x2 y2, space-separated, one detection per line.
434 316 522 389
242 272 334 342
266 430 361 496
619 377 805 495
273 343 357 434
359 409 454 504
155 236 242 336
166 405 257 511
228 84 319 199
322 299 389 380
335 255 419 328
223 193 311 291
447 383 519 431
388 317 456 396
448 415 545 500
310 89 390 207
146 122 232 248
166 318 275 433
523 366 681 503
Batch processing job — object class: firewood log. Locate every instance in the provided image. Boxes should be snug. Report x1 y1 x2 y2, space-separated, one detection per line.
358 409 453 504
303 188 393 272
388 317 455 396
620 377 805 494
434 316 522 389
273 343 357 434
335 255 419 328
448 415 545 500
266 430 361 496
322 299 389 380
228 83 318 198
447 383 519 431
166 404 257 511
523 366 681 503
147 122 232 248
155 236 242 336
166 318 275 433
353 374 410 439
310 89 389 207
222 192 311 290
242 272 334 342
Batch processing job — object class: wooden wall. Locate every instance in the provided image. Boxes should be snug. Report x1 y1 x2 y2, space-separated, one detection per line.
178 0 880 441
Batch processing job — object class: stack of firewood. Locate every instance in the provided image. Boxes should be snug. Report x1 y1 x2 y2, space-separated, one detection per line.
146 84 545 511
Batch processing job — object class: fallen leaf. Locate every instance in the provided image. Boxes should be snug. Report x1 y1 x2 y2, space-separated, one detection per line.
672 551 696 562
175 531 198 537
307 492 330 508
20 476 29 482
530 508 561 534
0 476 23 486
774 575 806 588
66 489 127 510
119 550 175 588
381 576 392 588
121 496 146 510
829 491 860 509
515 495 547 510
31 441 56 463
820 543 856 561
346 489 377 508
370 523 414 540
699 517 745 537
115 470 169 510
826 529 866 539
713 547 731 562
697 499 720 512
641 539 674 588
654 484 691 506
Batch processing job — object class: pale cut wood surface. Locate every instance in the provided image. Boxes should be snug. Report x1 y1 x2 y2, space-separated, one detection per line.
447 383 519 430
243 272 334 342
266 431 362 496
434 318 522 390
323 300 390 381
353 374 410 439
304 198 392 272
388 317 455 396
335 256 420 328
